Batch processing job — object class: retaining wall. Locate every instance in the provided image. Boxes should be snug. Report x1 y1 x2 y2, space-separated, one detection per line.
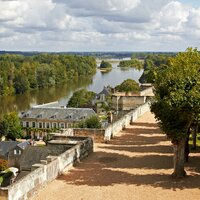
104 102 150 140
74 102 150 142
0 137 93 200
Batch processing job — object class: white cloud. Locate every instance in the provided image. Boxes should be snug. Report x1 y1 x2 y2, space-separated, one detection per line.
0 0 199 51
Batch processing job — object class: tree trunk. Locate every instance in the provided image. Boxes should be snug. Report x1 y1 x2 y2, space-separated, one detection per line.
172 138 187 178
192 125 198 150
184 134 189 162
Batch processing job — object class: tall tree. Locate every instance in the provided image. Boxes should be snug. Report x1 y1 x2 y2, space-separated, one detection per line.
67 89 96 108
151 48 200 178
115 79 140 93
0 112 23 140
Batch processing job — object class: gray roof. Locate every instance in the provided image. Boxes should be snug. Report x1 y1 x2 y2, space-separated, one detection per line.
20 107 96 121
98 87 110 96
17 141 30 149
0 141 20 157
0 141 30 158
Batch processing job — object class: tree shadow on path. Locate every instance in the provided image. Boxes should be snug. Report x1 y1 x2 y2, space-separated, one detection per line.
57 119 200 190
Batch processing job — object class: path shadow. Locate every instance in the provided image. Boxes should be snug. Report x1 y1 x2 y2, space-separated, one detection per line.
131 122 159 128
57 116 200 190
125 127 161 135
111 131 166 146
58 150 200 190
99 145 173 154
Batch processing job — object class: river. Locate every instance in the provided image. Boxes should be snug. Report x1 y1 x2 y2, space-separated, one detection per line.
0 59 143 114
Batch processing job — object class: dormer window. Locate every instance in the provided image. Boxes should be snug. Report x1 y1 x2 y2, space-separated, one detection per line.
38 114 43 118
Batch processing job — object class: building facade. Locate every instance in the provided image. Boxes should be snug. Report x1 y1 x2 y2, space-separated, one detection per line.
20 107 96 130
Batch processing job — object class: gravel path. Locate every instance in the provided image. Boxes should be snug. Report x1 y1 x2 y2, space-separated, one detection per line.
33 112 200 200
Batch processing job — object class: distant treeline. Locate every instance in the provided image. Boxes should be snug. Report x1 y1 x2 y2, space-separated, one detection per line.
0 54 96 96
0 51 177 59
118 59 143 70
131 52 176 60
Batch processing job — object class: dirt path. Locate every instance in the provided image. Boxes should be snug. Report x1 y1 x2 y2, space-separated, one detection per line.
33 112 200 200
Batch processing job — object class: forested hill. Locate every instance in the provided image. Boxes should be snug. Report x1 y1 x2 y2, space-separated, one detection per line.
0 54 96 96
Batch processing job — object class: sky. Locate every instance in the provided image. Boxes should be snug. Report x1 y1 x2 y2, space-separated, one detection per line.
0 0 200 52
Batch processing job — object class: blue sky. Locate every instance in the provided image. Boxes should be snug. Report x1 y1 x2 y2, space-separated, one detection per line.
179 0 200 7
0 0 200 52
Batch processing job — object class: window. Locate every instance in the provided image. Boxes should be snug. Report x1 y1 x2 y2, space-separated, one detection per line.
60 123 65 128
26 121 29 127
14 149 21 155
39 122 43 128
32 122 36 128
46 123 50 128
53 123 57 128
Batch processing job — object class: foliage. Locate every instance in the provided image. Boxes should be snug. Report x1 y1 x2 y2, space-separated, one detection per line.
0 170 13 186
0 112 23 140
131 52 176 60
43 134 53 144
139 54 171 83
151 48 200 141
100 60 112 69
0 54 96 96
151 48 200 177
78 115 101 129
0 159 8 172
115 79 140 93
67 89 96 108
118 59 143 70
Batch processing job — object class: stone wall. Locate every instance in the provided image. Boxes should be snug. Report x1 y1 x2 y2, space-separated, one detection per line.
73 129 105 142
73 102 150 142
112 95 146 111
0 137 93 200
140 86 153 96
104 102 150 140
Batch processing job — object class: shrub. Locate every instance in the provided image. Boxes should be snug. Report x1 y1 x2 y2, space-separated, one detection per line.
0 159 8 172
78 115 101 129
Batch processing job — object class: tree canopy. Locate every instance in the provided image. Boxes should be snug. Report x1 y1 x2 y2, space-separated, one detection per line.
67 89 96 108
0 112 23 140
78 115 101 129
115 79 140 93
0 54 96 96
118 59 143 70
151 48 200 177
99 60 112 69
139 54 171 83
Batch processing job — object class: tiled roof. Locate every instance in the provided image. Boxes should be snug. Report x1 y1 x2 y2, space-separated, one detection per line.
0 141 30 158
20 107 96 121
0 141 20 157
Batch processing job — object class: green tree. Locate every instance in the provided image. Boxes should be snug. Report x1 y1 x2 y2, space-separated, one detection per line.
118 59 143 70
0 112 23 140
139 54 171 83
115 79 140 93
78 115 101 129
14 71 30 94
151 48 200 178
100 60 112 69
67 89 96 108
0 54 97 96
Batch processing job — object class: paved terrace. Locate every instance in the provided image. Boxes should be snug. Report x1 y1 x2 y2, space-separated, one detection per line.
33 112 200 200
